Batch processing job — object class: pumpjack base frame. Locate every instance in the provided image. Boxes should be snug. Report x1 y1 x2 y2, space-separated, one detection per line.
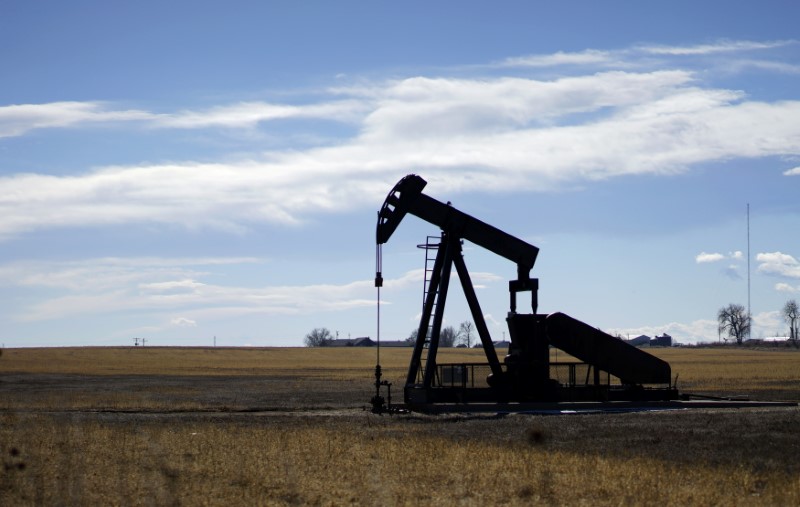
403 399 798 415
404 385 681 405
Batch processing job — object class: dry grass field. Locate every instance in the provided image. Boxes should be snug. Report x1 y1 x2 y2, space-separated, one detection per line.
1 346 799 505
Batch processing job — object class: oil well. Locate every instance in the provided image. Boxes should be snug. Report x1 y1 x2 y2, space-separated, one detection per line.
370 174 796 414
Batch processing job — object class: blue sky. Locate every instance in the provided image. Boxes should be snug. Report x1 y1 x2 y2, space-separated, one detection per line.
1 1 799 347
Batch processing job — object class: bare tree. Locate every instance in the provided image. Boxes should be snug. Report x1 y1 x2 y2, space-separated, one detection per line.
439 326 458 347
406 328 419 345
717 304 751 345
783 299 799 346
304 327 333 347
458 321 475 348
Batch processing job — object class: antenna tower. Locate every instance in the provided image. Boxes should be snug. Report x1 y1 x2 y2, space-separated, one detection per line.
747 203 751 339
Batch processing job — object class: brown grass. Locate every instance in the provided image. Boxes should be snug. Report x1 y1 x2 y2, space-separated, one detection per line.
6 345 798 400
650 347 800 399
1 346 799 505
0 346 378 378
2 409 799 505
4 345 798 383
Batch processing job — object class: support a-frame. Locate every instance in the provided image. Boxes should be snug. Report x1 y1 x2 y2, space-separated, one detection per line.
405 232 503 397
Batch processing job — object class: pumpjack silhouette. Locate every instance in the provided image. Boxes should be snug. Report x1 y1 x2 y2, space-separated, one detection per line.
371 174 678 412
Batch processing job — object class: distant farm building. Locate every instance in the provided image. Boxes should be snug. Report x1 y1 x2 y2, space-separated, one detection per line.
650 334 673 347
329 337 411 347
329 337 375 347
380 340 413 347
746 336 791 344
626 335 651 347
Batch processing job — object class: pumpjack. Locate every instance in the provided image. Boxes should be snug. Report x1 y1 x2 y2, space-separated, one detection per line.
372 174 679 412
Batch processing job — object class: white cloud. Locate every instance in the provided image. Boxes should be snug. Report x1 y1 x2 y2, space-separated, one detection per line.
1 42 800 238
0 99 368 138
776 283 798 293
483 313 504 329
637 39 794 56
140 279 206 295
696 252 725 263
752 310 781 328
0 257 434 322
784 167 800 176
728 59 800 75
154 100 368 129
757 251 800 279
0 101 153 138
501 49 617 68
2 76 797 237
695 251 746 279
501 40 797 68
0 257 260 291
170 317 197 327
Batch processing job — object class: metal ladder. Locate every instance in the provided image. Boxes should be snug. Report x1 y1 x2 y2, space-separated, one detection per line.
416 235 441 383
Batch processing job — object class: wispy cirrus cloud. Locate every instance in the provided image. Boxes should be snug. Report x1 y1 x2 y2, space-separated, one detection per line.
726 59 800 75
500 49 618 68
0 257 261 291
500 39 798 70
154 100 369 129
636 39 794 55
784 167 800 176
0 254 501 323
0 101 154 138
0 99 366 138
3 40 797 140
4 262 421 322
